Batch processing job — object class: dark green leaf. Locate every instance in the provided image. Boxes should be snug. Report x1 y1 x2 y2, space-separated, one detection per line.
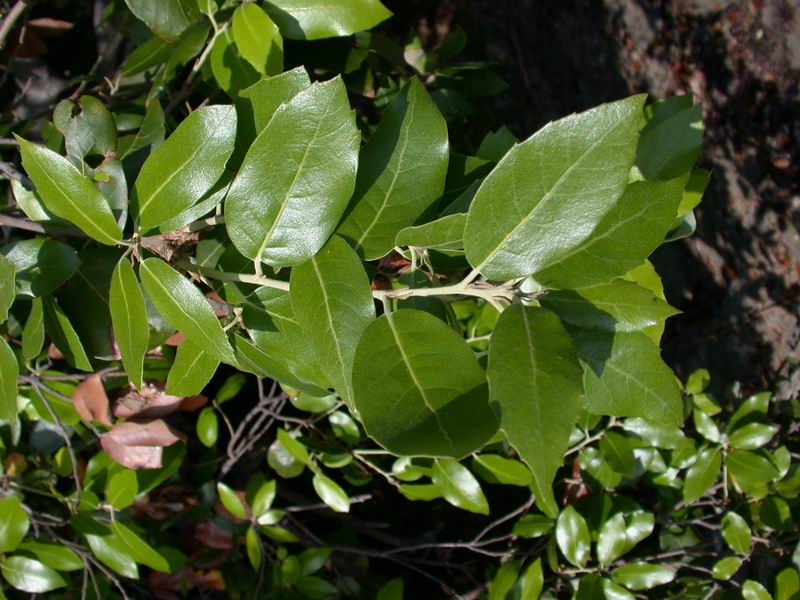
1 237 80 297
209 28 260 97
263 0 392 40
166 339 219 396
637 101 703 180
110 259 149 388
513 514 554 539
727 450 779 491
110 522 171 572
683 448 721 504
0 339 19 436
0 255 15 323
472 454 533 486
43 296 92 371
123 0 200 40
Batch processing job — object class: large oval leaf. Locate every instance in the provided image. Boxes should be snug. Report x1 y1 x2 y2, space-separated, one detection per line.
464 95 645 281
16 137 122 245
232 2 283 76
109 258 149 389
123 0 199 40
135 105 237 229
139 258 234 364
352 309 497 458
1 556 66 593
337 78 449 260
225 77 359 267
290 236 375 409
487 305 583 517
263 0 392 40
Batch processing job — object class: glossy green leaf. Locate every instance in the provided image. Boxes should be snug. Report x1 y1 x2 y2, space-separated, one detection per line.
352 309 497 458
472 454 533 486
246 527 261 570
721 512 752 554
110 522 171 572
0 339 19 436
1 237 80 298
43 297 92 371
0 497 29 553
464 95 645 281
488 560 519 600
727 450 780 490
742 580 772 600
232 3 283 76
251 479 277 517
218 482 247 519
514 558 543 599
209 28 260 97
337 78 449 259
683 448 721 503
263 0 392 40
120 36 171 77
599 431 637 477
16 541 84 571
513 514 554 539
611 562 675 590
395 213 467 251
119 99 165 159
225 77 359 267
267 435 305 478
135 105 237 229
1 556 66 593
140 258 235 363
166 339 219 396
556 506 590 567
16 136 122 244
540 280 679 334
488 305 583 516
597 513 627 566
728 422 777 451
776 568 800 600
79 522 138 578
106 469 138 510
109 258 149 389
712 556 743 580
621 418 686 449
124 0 200 40
290 235 375 408
637 101 703 180
312 472 350 513
0 255 15 323
432 458 489 514
196 407 218 447
577 330 683 424
277 429 310 464
54 96 117 161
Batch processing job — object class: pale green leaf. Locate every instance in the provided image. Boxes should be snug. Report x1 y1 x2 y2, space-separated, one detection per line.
0 497 29 553
488 560 519 600
611 562 675 590
721 512 751 554
395 213 467 251
106 469 138 510
196 406 218 447
1 237 80 298
232 3 283 76
15 541 84 571
110 522 171 572
209 28 260 97
432 458 489 514
312 472 349 513
217 482 247 519
1 556 66 593
263 0 392 40
472 454 533 486
728 422 777 451
712 556 743 580
742 580 772 600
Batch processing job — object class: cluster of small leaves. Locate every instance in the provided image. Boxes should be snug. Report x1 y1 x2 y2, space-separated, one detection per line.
1 0 792 598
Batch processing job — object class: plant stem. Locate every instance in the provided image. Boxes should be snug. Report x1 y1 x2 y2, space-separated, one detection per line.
0 0 26 50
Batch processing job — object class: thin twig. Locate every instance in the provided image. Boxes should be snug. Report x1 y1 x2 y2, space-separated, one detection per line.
0 0 26 50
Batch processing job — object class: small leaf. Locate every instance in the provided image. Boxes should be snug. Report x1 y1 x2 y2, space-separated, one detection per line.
0 338 19 437
488 560 519 600
1 237 80 297
123 0 200 40
312 472 350 513
263 0 392 40
597 513 627 566
432 459 489 515
513 514 554 539
267 435 306 479
352 309 497 458
232 3 283 76
712 556 743 581
106 469 139 510
110 521 171 572
721 512 752 554
727 450 780 490
376 578 404 600
395 213 467 251
16 541 84 571
515 558 544 599
16 136 122 244
134 105 237 229
217 482 247 519
110 259 149 389
611 563 676 590
72 373 112 426
209 28 260 97
683 447 722 503
196 407 218 447
100 419 183 470
556 506 590 567
140 258 234 364
742 580 772 600
728 422 777 451
0 255 15 323
166 339 219 396
246 527 261 570
251 480 277 517
0 497 30 553
22 298 45 362
472 454 533 486
1 556 66 593
43 296 92 371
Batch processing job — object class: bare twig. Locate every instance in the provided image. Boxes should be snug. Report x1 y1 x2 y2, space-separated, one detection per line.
0 0 26 51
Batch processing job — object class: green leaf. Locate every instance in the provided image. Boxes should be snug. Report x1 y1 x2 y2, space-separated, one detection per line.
1 237 80 297
110 522 171 572
712 556 743 580
776 568 800 600
246 527 261 570
513 514 554 539
78 521 138 578
742 580 772 600
556 506 590 567
267 434 306 478
123 0 200 40
683 448 721 503
395 213 467 251
109 259 149 389
120 36 171 77
432 458 489 514
721 511 753 554
727 450 780 490
263 0 392 40
54 96 117 162
196 407 218 447
232 3 283 76
577 330 683 424
376 579 404 600
0 339 19 436
217 482 247 519
312 472 350 513
225 77 359 267
472 454 533 486
290 236 375 408
166 339 219 396
488 305 583 517
398 483 442 501
16 541 84 571
0 255 15 323
43 296 92 371
464 95 645 281
119 99 165 160
728 422 777 451
611 562 675 590
209 28 260 97
637 101 703 180
16 136 122 244
106 469 138 510
621 418 686 449
599 431 637 477
352 309 497 458
488 560 519 600
251 479 277 517
539 280 679 334
135 105 237 229
514 558 543 600
597 513 627 566
337 78 449 259
1 556 66 593
0 497 29 553
140 258 235 363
